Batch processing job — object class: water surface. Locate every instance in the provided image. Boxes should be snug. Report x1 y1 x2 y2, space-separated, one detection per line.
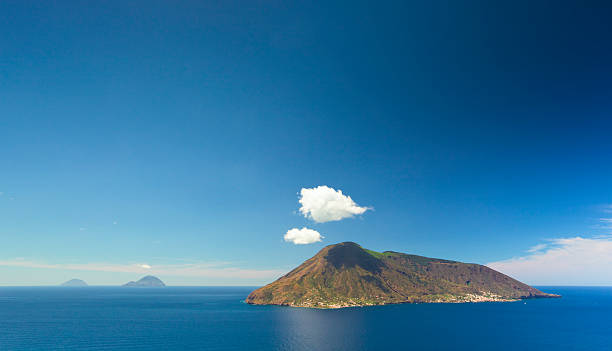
0 286 609 350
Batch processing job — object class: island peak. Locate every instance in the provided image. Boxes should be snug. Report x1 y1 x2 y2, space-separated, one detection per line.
60 279 88 287
123 275 166 287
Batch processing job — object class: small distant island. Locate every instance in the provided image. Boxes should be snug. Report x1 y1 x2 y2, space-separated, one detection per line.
60 279 88 287
123 275 166 287
247 242 560 309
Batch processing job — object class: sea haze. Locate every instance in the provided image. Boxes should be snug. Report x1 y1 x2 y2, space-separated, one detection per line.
0 286 609 350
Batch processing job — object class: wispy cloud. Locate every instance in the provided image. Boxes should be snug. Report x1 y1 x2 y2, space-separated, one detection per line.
594 204 612 233
600 218 612 231
487 236 612 285
0 259 284 280
526 243 548 253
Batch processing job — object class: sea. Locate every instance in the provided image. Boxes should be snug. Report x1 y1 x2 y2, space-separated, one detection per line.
0 286 610 350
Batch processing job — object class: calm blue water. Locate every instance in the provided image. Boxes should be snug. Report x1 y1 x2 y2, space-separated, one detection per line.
0 286 610 350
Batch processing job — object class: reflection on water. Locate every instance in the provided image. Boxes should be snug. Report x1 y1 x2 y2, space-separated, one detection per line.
271 305 366 350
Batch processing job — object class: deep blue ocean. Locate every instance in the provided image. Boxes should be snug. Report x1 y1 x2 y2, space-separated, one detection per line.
0 286 610 350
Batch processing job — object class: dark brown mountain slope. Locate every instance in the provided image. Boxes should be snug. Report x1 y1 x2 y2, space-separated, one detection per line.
246 242 559 308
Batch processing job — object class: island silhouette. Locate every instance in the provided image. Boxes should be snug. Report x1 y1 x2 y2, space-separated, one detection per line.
247 242 560 308
123 275 166 287
60 279 88 287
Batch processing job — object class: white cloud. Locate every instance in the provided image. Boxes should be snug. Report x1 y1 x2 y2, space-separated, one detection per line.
138 264 152 269
284 227 323 245
298 185 370 223
487 236 612 285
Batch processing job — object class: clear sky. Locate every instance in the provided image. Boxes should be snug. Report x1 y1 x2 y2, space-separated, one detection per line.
1 1 612 286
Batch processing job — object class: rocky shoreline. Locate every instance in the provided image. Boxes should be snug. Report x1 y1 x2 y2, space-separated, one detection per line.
247 291 561 309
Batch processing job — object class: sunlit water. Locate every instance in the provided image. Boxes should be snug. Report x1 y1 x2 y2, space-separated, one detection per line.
0 286 610 350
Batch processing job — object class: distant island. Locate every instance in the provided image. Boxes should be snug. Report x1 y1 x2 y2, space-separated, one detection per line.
60 279 88 287
247 242 560 309
123 275 166 287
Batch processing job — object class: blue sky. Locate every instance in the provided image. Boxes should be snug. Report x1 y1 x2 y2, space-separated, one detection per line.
1 1 612 285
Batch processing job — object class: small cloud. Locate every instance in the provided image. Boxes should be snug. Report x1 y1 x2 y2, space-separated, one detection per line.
284 227 323 245
298 185 371 223
138 264 152 269
79 227 87 231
